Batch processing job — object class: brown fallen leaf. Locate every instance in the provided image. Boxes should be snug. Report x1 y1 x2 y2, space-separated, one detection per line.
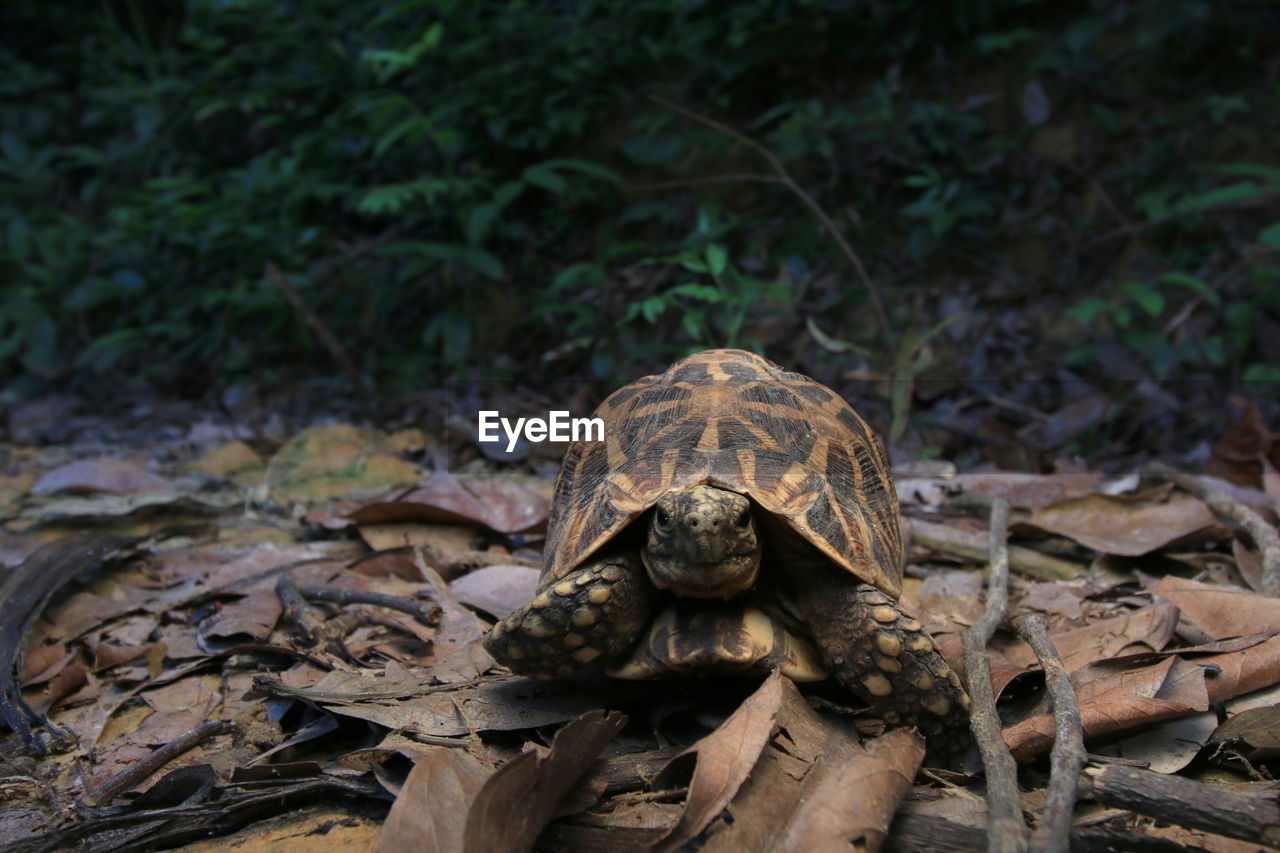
651 670 787 852
190 440 265 484
999 602 1180 673
450 564 541 618
377 746 494 853
196 588 282 652
954 470 1103 510
702 678 925 853
1149 575 1280 639
464 709 627 853
1206 397 1280 491
1023 491 1217 556
1004 656 1208 759
31 458 171 495
1209 706 1280 751
349 471 549 534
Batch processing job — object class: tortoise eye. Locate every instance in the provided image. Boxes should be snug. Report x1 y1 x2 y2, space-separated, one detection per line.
655 508 670 527
736 510 751 528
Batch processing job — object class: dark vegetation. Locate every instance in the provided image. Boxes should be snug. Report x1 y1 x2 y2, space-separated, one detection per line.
3 0 1278 451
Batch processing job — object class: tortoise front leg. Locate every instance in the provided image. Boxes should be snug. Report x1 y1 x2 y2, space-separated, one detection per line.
792 572 970 740
484 553 656 678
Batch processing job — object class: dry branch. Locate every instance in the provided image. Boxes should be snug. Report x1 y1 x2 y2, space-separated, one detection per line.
1090 764 1280 847
906 518 1081 581
1012 613 1085 852
961 499 1029 853
1142 461 1280 596
85 720 232 806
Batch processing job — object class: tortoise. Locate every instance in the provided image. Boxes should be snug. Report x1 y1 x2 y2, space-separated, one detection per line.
484 348 969 738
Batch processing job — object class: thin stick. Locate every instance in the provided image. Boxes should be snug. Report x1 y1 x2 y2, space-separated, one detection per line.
1142 462 1280 596
297 585 439 625
85 719 231 806
648 95 892 344
1013 613 1085 852
961 498 1028 853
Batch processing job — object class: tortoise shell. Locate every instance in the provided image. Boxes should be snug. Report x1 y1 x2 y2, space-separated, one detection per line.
542 349 902 597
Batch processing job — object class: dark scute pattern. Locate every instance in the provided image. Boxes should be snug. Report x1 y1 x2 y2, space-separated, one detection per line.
836 407 870 438
717 420 760 451
742 407 816 460
670 362 711 383
722 359 764 380
740 383 805 411
805 489 850 555
792 382 835 405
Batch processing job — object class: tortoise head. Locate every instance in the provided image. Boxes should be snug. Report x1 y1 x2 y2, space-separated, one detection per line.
642 485 760 599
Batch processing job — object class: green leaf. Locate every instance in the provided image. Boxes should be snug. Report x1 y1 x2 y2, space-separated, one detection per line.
538 158 623 185
1067 298 1110 326
705 243 728 278
640 295 666 324
669 283 722 302
357 183 418 215
551 262 606 292
1242 363 1280 397
1214 163 1280 184
1123 282 1165 316
682 308 705 340
1199 336 1226 367
1258 222 1280 249
522 164 567 194
1174 181 1273 214
1159 272 1220 306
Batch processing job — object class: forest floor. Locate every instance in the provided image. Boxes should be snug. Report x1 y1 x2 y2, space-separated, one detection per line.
0 388 1278 852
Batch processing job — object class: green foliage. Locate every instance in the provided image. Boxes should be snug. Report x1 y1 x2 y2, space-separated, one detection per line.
1 0 1277 399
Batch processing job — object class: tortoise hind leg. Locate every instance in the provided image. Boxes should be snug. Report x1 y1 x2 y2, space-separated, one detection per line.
484 553 656 678
792 572 970 740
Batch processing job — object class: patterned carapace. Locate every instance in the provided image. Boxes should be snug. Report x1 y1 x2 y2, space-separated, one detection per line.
542 349 903 596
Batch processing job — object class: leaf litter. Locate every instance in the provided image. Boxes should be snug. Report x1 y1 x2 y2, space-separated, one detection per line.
1 407 1280 852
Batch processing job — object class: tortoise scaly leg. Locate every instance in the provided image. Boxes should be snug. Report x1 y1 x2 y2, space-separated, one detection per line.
791 571 970 742
484 553 656 678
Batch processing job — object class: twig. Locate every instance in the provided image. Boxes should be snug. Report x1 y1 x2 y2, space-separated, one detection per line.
1013 613 1085 852
85 719 232 806
263 262 375 412
297 585 439 626
906 517 1081 581
275 572 323 644
961 499 1028 853
1090 764 1280 847
648 95 892 344
1141 462 1280 596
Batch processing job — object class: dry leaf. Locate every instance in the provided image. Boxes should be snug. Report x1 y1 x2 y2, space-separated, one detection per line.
1004 657 1208 759
377 747 493 853
652 670 787 852
267 424 420 501
953 471 1102 510
1000 602 1180 672
349 471 550 534
451 565 541 618
31 458 171 495
704 678 924 853
464 709 626 853
1149 575 1280 639
1023 492 1217 555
